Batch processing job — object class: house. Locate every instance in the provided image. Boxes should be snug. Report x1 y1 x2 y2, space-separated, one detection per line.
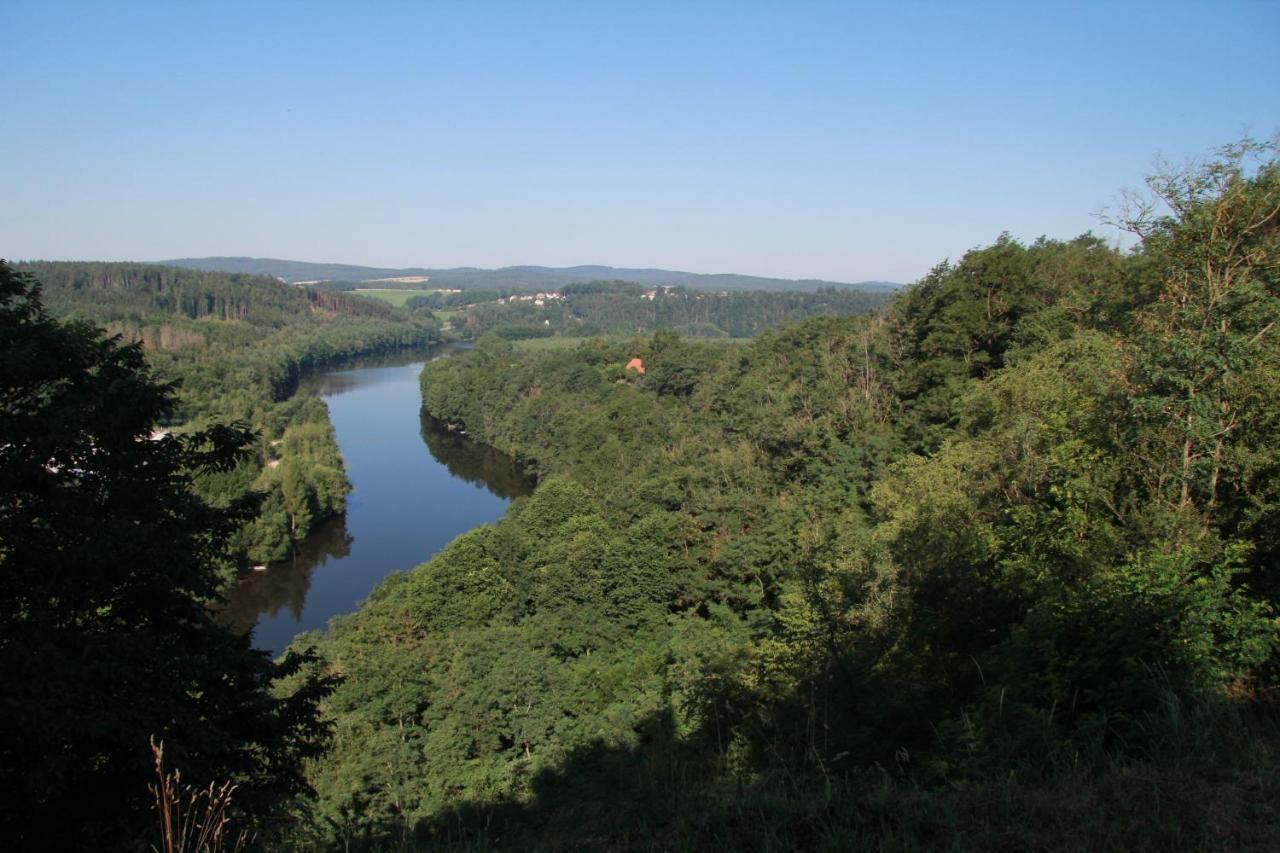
625 358 645 374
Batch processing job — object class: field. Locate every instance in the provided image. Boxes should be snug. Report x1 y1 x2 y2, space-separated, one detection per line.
351 288 432 308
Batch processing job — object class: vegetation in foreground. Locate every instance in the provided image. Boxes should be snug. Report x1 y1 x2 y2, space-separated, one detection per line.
291 140 1280 849
1 138 1277 851
0 264 333 849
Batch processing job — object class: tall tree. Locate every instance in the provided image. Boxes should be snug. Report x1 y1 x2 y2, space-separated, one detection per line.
1113 139 1280 552
0 262 330 849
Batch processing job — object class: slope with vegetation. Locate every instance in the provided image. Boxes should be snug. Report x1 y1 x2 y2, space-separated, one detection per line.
428 280 893 341
17 261 441 564
0 263 333 849
292 140 1280 849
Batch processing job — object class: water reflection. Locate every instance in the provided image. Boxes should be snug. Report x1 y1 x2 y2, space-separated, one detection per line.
300 344 468 398
420 415 532 501
221 348 530 656
219 516 353 635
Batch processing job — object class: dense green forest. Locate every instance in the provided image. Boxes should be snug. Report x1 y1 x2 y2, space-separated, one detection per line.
431 281 893 340
290 141 1280 849
17 261 440 564
0 263 333 848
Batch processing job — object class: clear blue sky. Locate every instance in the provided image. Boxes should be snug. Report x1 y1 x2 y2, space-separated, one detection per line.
2 1 1276 283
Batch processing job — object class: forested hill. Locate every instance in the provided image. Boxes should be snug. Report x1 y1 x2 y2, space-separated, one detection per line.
447 281 894 339
296 142 1280 849
19 260 395 326
162 256 900 292
17 260 440 564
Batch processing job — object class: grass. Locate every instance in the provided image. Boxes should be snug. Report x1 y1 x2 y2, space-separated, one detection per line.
352 289 434 308
149 737 247 852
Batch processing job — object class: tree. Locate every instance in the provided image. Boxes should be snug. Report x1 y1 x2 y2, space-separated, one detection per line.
0 262 330 848
1110 139 1280 567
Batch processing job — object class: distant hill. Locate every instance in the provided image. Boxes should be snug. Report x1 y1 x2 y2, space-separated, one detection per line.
17 260 401 326
162 257 900 293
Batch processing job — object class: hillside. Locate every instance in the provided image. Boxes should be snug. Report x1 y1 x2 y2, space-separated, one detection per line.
17 261 440 564
444 280 894 339
288 144 1280 849
162 256 901 292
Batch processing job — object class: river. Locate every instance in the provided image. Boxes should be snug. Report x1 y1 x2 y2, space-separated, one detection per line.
221 346 531 656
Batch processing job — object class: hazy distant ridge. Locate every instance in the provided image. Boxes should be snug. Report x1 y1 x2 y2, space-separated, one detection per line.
162 257 900 293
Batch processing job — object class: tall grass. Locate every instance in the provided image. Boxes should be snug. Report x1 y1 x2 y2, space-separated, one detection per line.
149 737 249 853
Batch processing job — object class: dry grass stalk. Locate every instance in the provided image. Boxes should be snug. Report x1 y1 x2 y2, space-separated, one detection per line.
149 737 250 853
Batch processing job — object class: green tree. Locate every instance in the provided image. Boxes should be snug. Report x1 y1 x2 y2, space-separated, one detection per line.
1111 139 1280 549
0 262 331 848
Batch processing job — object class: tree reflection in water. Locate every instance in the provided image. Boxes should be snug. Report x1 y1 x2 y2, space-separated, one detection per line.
218 515 353 635
218 373 532 649
419 414 534 501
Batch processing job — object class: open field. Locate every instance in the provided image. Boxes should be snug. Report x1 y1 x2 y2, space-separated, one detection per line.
351 289 432 308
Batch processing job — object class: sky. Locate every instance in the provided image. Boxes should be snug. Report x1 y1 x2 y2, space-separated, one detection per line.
2 1 1277 284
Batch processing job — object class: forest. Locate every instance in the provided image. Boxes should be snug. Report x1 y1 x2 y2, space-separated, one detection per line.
163 256 899 293
437 282 893 340
299 141 1280 849
17 261 441 564
1 139 1277 851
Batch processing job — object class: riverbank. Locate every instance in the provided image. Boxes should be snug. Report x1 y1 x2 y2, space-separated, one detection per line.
222 349 531 656
16 259 446 571
197 336 443 567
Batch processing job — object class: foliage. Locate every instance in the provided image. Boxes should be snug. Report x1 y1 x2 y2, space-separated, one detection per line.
0 263 332 849
453 282 891 340
19 261 441 564
285 141 1280 849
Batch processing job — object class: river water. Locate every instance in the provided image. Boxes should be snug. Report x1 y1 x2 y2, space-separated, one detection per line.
221 347 531 656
